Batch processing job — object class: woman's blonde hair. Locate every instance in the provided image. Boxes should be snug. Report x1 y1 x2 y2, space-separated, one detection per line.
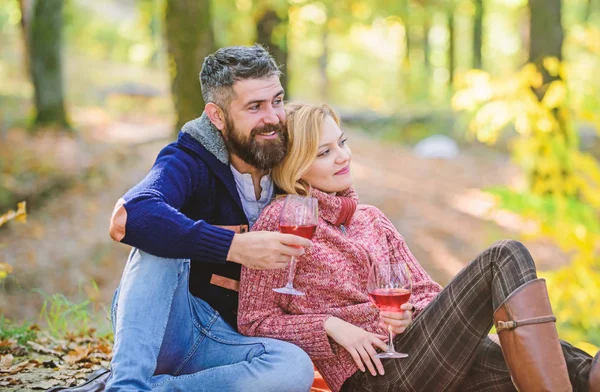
272 102 341 196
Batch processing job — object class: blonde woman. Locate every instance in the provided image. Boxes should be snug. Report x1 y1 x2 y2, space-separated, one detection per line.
238 102 599 392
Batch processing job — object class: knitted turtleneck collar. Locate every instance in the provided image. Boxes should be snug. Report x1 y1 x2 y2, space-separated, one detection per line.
310 187 359 227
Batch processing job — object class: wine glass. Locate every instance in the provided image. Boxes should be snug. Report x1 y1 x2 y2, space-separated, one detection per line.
367 260 412 358
273 195 319 296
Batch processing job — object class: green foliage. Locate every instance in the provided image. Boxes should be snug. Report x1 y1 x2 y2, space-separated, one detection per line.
0 316 38 346
453 60 600 354
35 289 93 337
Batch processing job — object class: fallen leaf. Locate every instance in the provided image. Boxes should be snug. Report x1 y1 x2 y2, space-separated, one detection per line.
63 345 92 365
30 378 61 389
0 359 37 375
0 354 13 368
27 341 62 356
0 377 23 386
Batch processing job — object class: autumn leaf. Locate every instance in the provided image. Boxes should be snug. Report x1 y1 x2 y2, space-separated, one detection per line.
63 345 92 365
0 377 23 387
0 263 13 281
0 202 27 228
0 354 14 368
0 359 38 375
27 341 62 357
29 378 62 390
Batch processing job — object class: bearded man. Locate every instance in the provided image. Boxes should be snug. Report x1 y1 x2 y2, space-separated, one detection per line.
94 45 314 392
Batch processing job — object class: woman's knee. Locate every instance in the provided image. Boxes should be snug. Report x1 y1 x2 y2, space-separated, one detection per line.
489 240 535 269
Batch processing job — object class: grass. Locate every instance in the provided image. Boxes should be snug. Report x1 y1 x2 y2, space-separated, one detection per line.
0 316 38 346
33 281 112 339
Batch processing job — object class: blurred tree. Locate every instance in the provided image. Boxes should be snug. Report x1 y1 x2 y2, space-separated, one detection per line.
28 0 70 128
17 0 33 76
138 0 164 67
584 0 595 23
319 7 329 102
447 9 456 86
528 0 570 195
423 9 431 71
529 0 564 98
473 0 483 69
165 0 214 132
255 1 289 93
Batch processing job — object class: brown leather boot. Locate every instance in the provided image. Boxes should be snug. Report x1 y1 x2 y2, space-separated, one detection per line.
493 278 572 392
590 351 600 392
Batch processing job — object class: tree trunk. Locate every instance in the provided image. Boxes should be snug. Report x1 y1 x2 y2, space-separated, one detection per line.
528 0 563 92
528 0 570 195
29 0 69 128
584 0 594 23
473 0 483 69
319 14 329 102
164 0 214 133
403 0 411 66
256 8 288 94
448 11 456 87
423 12 431 71
18 0 34 77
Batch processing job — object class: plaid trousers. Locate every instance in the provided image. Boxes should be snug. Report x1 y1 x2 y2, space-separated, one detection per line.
341 240 593 392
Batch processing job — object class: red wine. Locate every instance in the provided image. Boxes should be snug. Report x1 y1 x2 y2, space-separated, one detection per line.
279 225 317 240
368 288 411 312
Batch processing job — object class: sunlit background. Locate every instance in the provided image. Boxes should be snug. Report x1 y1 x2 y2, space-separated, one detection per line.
1 0 599 366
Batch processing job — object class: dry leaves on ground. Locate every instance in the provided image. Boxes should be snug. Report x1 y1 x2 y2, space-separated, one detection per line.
0 329 112 390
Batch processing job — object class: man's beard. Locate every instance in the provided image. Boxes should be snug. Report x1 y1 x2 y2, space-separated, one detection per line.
223 115 288 171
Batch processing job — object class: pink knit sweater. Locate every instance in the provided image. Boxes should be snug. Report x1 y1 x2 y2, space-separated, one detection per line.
238 188 443 392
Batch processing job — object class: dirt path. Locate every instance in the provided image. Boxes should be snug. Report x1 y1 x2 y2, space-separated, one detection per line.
0 122 567 324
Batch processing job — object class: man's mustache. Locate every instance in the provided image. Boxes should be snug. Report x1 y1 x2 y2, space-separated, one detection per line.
251 122 287 137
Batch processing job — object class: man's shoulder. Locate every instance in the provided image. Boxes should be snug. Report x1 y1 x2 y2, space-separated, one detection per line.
156 133 212 168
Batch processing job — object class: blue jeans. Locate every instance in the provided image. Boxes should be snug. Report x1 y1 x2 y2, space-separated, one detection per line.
106 248 314 392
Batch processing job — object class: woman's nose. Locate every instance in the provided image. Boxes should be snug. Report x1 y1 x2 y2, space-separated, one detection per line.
335 148 351 163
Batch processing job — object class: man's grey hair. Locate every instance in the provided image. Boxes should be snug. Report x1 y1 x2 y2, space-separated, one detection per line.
200 44 281 109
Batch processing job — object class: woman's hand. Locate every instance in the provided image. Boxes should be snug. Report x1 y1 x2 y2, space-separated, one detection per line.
324 317 388 376
378 303 414 335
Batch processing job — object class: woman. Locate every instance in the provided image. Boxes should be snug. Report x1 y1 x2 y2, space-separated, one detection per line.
238 102 599 392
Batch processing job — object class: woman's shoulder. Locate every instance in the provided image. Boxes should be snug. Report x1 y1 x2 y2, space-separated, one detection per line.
356 204 396 231
252 195 286 232
356 203 386 219
265 195 287 214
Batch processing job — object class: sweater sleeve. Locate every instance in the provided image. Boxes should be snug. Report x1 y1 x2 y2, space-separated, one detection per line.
118 143 234 262
375 209 443 317
237 201 336 360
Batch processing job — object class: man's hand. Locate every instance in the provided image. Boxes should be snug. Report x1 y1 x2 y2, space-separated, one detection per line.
226 231 312 270
378 303 414 335
324 317 388 376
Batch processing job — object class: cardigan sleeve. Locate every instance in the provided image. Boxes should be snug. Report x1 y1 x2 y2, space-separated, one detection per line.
117 143 234 262
375 208 443 317
238 201 336 360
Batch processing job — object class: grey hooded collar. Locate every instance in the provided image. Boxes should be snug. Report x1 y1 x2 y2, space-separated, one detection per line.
181 112 229 165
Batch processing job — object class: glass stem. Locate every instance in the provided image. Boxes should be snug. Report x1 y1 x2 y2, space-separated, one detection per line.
387 326 395 352
286 255 297 287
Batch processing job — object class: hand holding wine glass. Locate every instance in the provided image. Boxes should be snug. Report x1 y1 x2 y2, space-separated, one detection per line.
273 195 318 296
367 260 412 359
378 302 414 335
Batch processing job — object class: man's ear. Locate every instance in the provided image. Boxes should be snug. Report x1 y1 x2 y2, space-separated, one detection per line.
205 103 226 131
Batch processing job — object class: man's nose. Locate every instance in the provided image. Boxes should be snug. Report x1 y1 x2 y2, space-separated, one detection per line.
263 106 280 125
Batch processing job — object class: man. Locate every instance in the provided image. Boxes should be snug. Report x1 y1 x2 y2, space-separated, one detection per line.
94 45 313 392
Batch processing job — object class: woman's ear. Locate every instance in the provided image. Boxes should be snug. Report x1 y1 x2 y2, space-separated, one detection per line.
205 103 226 131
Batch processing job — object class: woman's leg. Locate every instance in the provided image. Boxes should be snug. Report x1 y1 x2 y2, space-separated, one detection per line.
343 240 548 392
460 338 593 392
458 337 516 392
